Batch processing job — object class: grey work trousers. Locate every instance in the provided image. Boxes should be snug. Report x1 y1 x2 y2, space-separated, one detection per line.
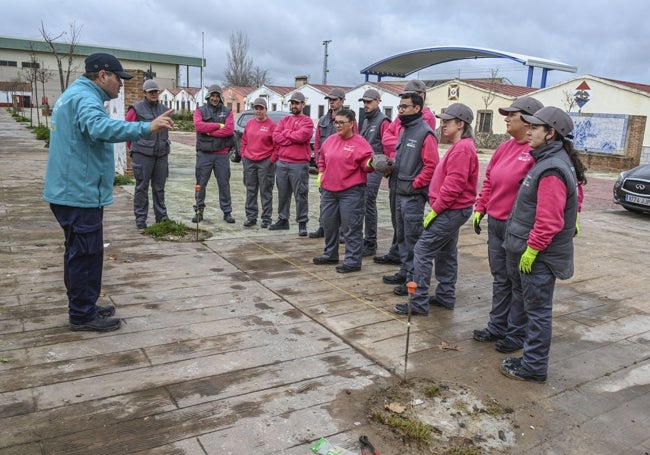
275 160 309 223
242 157 275 223
131 152 169 223
321 184 366 267
395 193 427 279
411 207 472 311
194 152 232 214
363 171 383 247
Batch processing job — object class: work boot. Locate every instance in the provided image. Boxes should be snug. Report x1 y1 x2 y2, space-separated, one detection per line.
70 314 121 332
192 208 204 223
309 226 324 238
298 222 308 237
223 213 235 224
268 219 289 230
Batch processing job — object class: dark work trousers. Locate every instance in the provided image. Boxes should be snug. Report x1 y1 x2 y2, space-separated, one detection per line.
50 204 104 324
321 185 366 267
508 259 556 377
131 152 169 224
485 217 515 338
275 160 309 223
382 180 400 261
242 156 275 224
395 193 427 280
502 251 529 348
194 152 232 214
363 171 382 248
411 207 472 311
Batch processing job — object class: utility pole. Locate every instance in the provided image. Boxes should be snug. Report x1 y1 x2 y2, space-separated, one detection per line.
322 40 331 85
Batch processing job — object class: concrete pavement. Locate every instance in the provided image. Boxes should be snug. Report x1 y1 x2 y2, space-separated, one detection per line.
1 107 649 454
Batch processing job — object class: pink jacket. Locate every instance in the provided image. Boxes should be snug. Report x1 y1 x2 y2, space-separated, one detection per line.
241 117 276 161
428 137 478 214
318 134 373 192
272 114 313 163
382 108 437 158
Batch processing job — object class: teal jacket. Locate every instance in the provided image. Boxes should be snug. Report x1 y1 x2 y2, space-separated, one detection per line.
43 76 152 208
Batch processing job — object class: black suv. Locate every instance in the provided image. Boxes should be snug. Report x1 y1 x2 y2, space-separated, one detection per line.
613 163 650 214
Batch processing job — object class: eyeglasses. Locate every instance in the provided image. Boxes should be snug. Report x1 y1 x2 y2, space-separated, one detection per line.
334 120 350 126
397 104 415 111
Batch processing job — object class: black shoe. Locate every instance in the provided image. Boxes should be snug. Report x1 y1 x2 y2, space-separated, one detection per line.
313 256 339 265
373 254 401 265
383 273 406 285
336 264 361 273
393 284 408 296
243 219 257 227
473 328 504 342
309 226 324 238
155 216 169 223
224 213 235 224
495 338 522 353
362 244 377 257
499 362 546 383
70 314 121 332
298 222 308 237
268 219 289 230
429 296 454 310
394 303 428 316
502 356 522 368
261 220 271 228
136 222 147 230
97 305 115 317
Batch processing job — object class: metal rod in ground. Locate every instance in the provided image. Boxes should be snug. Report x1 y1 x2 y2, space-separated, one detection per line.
194 185 201 242
403 281 417 381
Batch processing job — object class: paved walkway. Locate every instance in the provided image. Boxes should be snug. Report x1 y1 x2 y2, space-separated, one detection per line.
1 108 649 454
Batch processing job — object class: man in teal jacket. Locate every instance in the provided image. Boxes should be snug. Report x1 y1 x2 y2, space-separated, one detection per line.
43 53 174 332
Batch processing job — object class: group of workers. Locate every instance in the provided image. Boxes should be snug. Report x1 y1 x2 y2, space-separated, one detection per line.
44 52 587 384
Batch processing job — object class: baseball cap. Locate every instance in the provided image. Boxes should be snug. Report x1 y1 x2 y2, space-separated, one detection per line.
436 103 474 124
288 92 306 102
324 88 345 100
252 97 267 108
358 88 381 101
400 79 427 95
84 53 133 79
498 96 544 116
521 106 574 138
143 79 160 92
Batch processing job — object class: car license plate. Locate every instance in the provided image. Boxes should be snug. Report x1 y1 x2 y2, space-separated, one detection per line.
626 194 650 206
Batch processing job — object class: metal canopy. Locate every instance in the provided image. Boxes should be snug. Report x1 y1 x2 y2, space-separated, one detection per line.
360 46 577 88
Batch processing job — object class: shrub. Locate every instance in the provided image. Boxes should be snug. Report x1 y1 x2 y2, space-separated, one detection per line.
33 125 50 144
114 174 134 186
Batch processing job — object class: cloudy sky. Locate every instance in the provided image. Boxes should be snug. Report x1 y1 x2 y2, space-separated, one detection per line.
4 0 650 89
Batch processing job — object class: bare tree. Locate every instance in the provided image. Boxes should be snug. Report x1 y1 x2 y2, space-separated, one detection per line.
561 89 576 113
23 46 40 126
224 31 268 87
39 21 82 92
474 68 500 148
37 67 52 127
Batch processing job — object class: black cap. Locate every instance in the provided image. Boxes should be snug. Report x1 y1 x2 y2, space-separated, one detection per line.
84 53 133 80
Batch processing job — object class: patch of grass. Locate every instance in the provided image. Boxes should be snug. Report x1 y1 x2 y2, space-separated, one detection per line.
444 446 480 455
144 219 187 239
423 383 442 398
114 174 134 186
368 408 432 446
32 125 50 145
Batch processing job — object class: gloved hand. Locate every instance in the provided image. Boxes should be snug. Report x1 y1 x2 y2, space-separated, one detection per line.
218 123 225 129
316 172 323 188
575 213 580 237
371 154 393 175
472 211 484 235
519 246 539 274
423 210 438 228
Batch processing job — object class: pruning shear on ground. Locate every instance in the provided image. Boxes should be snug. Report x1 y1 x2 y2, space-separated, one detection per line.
359 435 379 455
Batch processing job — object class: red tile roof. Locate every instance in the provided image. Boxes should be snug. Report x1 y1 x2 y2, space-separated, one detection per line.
602 78 650 94
464 80 537 97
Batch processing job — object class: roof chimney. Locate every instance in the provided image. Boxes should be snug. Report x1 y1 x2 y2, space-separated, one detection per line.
295 75 308 88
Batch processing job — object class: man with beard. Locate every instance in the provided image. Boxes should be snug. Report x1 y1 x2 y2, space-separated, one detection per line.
192 84 236 224
269 92 314 236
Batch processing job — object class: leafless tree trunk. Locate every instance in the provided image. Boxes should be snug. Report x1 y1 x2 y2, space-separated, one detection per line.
39 21 82 92
475 68 500 148
561 89 576 113
37 67 52 127
23 46 40 127
224 31 268 87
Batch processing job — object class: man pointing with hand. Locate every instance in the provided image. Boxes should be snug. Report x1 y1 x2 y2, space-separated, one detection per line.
44 52 175 332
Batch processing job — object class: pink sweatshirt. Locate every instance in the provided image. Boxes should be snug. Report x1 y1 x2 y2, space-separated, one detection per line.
271 114 314 163
475 138 534 220
382 108 437 158
318 134 374 192
428 137 479 214
193 107 235 154
241 117 276 161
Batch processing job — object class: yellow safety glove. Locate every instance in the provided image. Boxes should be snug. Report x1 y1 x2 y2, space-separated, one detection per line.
519 246 539 274
218 123 225 129
423 210 438 228
316 172 323 188
366 157 373 168
575 213 580 237
472 211 484 235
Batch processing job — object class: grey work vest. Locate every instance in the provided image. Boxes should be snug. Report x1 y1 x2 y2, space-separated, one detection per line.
130 100 170 157
391 116 435 196
317 110 337 147
505 141 578 279
360 108 389 155
195 104 234 152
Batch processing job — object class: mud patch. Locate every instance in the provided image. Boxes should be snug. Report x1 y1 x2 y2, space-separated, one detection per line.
366 378 516 454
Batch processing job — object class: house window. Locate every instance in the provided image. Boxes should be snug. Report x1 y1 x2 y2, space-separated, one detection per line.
236 102 241 113
227 102 233 110
271 103 277 111
318 105 325 117
477 110 493 133
0 60 18 67
383 107 393 121
21 61 40 69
